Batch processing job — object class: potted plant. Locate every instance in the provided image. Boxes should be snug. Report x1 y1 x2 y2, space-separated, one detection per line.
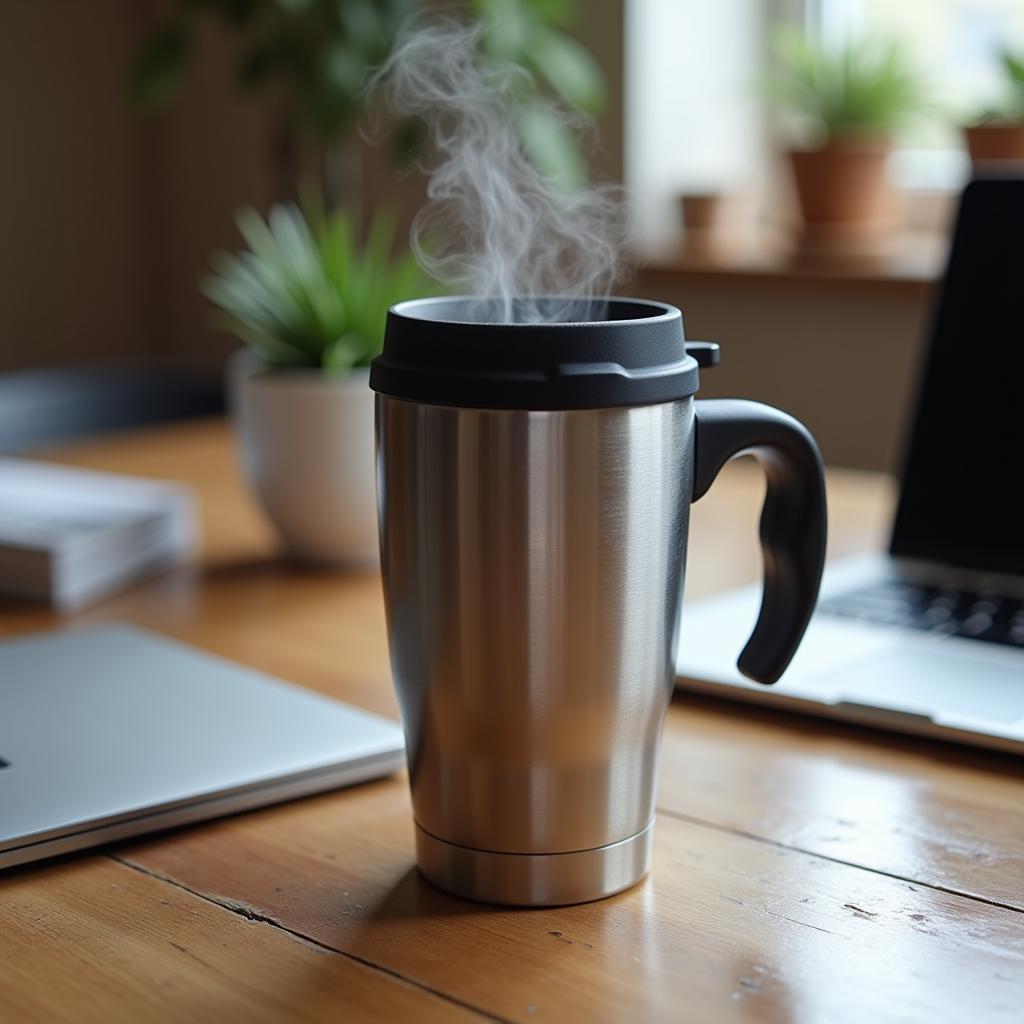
204 199 434 565
770 31 928 253
964 48 1024 166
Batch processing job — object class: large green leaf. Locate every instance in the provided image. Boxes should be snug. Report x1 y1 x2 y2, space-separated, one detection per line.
518 100 586 188
525 0 575 28
1003 49 1024 89
476 0 531 61
530 27 604 114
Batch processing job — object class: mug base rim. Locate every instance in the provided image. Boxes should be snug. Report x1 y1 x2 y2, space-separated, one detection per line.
414 820 654 907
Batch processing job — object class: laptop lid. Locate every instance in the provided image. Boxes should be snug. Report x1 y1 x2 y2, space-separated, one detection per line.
890 177 1024 577
0 624 405 867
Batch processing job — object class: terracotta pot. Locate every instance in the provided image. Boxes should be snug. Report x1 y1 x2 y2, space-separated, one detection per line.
676 192 752 261
787 137 894 252
676 192 725 260
678 193 725 232
964 123 1024 166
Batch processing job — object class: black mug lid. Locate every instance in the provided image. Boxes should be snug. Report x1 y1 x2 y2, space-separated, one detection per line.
369 296 702 410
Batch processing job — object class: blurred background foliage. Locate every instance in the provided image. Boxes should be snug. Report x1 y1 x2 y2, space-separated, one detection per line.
130 0 606 201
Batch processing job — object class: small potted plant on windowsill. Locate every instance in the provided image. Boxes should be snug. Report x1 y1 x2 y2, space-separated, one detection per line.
204 200 434 566
769 31 928 256
964 48 1024 167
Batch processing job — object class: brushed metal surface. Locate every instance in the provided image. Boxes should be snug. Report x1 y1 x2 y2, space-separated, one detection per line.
377 396 693 890
415 821 654 906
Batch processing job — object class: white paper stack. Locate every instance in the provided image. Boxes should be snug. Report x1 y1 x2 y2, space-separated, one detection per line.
0 458 197 611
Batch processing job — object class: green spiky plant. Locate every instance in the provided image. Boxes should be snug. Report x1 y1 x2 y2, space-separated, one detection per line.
769 30 929 147
202 199 435 372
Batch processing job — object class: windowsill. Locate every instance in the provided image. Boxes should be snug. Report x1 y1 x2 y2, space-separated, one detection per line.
640 230 946 288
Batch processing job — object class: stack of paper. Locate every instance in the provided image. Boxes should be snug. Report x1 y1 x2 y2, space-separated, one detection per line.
0 458 197 611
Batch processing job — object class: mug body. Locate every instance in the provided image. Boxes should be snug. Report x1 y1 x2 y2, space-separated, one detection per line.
372 295 828 904
376 394 694 904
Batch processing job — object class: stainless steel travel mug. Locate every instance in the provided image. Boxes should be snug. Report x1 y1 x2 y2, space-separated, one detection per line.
371 297 826 906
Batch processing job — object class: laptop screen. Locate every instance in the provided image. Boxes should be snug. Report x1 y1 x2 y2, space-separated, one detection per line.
890 177 1024 576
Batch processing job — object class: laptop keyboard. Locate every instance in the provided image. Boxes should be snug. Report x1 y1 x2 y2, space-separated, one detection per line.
818 580 1024 649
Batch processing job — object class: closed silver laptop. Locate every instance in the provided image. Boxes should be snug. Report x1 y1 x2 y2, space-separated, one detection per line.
0 624 405 868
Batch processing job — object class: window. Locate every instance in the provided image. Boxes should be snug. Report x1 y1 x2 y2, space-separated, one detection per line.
625 0 768 250
625 1 1024 252
815 0 1024 187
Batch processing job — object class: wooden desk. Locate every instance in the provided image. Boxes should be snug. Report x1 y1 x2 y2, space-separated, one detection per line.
4 420 1023 1023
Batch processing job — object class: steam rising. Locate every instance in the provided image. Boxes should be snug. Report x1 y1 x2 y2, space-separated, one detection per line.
374 19 627 324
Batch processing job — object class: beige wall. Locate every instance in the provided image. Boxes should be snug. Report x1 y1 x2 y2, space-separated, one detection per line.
137 13 274 365
0 1 148 372
0 1 274 374
634 269 932 471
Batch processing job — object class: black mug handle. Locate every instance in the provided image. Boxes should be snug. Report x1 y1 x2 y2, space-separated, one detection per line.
692 399 828 685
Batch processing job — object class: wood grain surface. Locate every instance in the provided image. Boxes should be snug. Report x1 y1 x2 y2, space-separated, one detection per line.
2 419 1022 1023
3 855 482 1024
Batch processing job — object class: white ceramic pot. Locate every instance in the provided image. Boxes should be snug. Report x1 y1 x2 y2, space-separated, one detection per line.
230 353 378 566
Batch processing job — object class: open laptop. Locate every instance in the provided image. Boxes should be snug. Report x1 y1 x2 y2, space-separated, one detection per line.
0 624 405 869
676 177 1024 753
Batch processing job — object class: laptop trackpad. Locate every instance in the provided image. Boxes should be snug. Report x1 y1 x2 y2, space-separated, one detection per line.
815 647 1024 723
